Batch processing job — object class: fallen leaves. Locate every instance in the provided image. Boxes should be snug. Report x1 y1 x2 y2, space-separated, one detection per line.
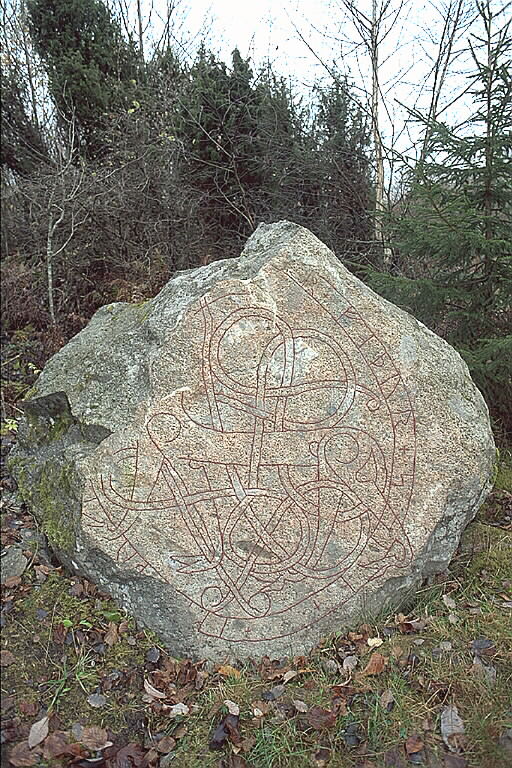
103 621 119 647
405 734 424 755
0 648 16 666
155 734 176 753
42 731 78 760
27 714 49 748
251 699 270 718
441 704 466 753
313 746 331 766
442 594 457 610
109 742 146 768
362 652 387 676
471 636 496 656
218 664 241 679
80 725 111 750
8 741 42 767
209 713 241 750
380 688 395 712
143 677 167 700
282 668 300 683
307 706 338 730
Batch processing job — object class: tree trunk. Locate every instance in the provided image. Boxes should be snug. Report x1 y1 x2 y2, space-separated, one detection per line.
371 0 386 253
46 212 56 326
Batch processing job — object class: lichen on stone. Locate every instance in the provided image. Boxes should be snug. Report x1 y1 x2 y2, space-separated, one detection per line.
37 461 77 552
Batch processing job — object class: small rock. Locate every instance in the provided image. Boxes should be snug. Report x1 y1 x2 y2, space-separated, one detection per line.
0 546 28 583
342 722 360 747
19 530 52 563
499 728 512 753
159 753 177 767
146 646 161 664
322 658 339 675
87 693 107 708
471 637 494 654
342 655 358 672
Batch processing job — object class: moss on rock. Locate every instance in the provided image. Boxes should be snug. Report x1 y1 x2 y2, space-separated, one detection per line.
24 406 75 445
38 461 77 552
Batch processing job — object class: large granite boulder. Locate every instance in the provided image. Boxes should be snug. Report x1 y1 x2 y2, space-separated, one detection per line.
10 222 495 659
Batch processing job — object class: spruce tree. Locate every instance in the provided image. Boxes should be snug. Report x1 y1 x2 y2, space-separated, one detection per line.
1 68 48 175
369 1 511 432
311 78 372 256
27 0 137 155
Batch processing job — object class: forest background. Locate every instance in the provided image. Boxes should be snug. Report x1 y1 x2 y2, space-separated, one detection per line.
1 0 511 439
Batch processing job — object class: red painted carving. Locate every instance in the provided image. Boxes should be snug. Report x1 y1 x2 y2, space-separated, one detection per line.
83 265 416 643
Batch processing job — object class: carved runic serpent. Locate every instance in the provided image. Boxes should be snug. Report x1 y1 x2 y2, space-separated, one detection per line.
83 268 416 643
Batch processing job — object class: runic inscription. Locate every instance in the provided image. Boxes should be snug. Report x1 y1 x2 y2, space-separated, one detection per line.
82 264 416 643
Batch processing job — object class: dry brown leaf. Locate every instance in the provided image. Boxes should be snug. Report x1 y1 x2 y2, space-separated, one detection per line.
18 700 38 716
405 734 424 754
292 699 308 713
42 732 75 760
80 725 110 750
144 678 167 699
307 706 337 730
8 741 42 767
218 664 241 678
224 699 240 716
331 695 347 716
209 713 240 750
282 669 299 683
173 724 188 739
104 622 118 647
390 643 404 659
384 745 408 767
3 575 22 588
28 715 49 748
156 734 176 753
239 735 256 753
110 742 146 767
195 670 209 690
441 705 465 752
380 688 395 711
362 652 386 676
0 649 16 666
143 748 159 765
313 747 332 767
444 754 468 768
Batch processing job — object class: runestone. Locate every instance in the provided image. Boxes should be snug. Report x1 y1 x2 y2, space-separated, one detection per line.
14 222 495 658
82 261 416 646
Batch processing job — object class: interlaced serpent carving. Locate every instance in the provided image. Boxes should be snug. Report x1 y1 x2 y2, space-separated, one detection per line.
83 265 416 643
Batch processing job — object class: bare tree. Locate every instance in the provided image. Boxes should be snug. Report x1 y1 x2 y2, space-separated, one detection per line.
16 116 89 326
416 0 475 165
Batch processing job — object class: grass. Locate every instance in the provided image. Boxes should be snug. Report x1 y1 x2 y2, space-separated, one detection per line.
1 456 511 767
